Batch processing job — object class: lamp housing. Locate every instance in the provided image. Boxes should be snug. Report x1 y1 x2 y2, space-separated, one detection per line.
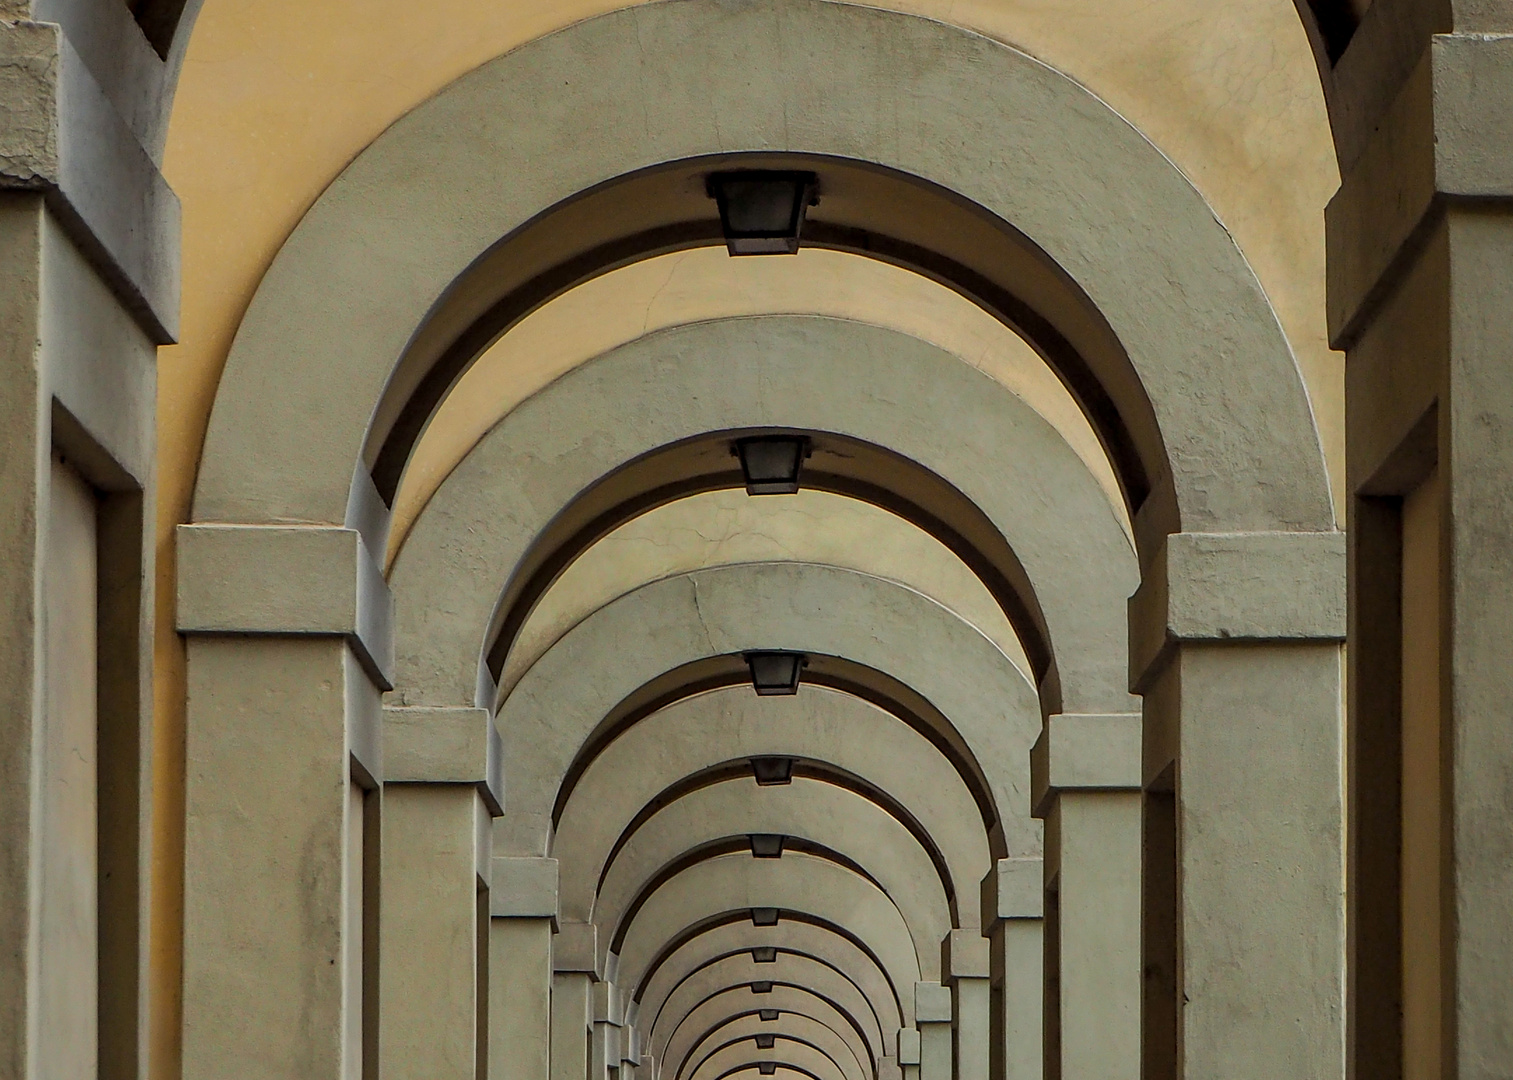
750 834 786 859
756 1035 777 1050
745 652 806 695
759 1064 778 1076
751 758 795 787
707 171 819 255
760 1009 780 1022
734 436 811 495
751 981 774 995
751 906 780 926
752 946 778 964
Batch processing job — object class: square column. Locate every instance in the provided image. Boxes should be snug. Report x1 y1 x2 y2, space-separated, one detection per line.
382 708 504 1080
179 525 392 1080
491 858 559 1080
1031 714 1141 1080
916 982 953 1080
942 931 990 1080
1327 19 1513 1080
1130 532 1345 1080
981 858 1042 1080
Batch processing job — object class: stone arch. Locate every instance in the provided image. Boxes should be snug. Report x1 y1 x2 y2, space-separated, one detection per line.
633 918 904 1034
685 1017 866 1080
491 562 1039 865
662 985 875 1080
194 0 1333 553
552 687 988 928
388 315 1134 716
689 1038 850 1080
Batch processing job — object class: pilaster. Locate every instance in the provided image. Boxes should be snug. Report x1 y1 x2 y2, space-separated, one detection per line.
980 858 1042 1080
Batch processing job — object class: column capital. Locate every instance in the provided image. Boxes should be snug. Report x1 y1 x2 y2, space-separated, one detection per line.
1030 713 1141 817
981 857 1043 930
383 706 503 815
914 982 952 1023
490 856 558 926
177 524 395 687
554 920 603 979
1129 531 1345 692
941 929 990 981
896 1029 922 1065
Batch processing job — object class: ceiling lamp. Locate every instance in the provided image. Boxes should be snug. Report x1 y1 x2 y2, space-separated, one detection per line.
750 834 786 859
745 652 807 696
752 947 778 964
759 1064 778 1076
751 758 794 787
751 907 780 926
760 1010 780 1022
734 436 811 495
751 981 775 995
707 171 819 255
756 1035 777 1050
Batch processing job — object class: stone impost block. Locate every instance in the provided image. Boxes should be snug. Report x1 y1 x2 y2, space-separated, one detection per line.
1328 33 1513 345
384 707 504 815
981 857 1043 930
1030 713 1142 816
555 920 602 979
0 22 179 341
897 1029 922 1066
177 524 395 686
623 1026 641 1064
878 1055 903 1080
941 929 990 981
914 982 952 1024
592 981 623 1025
490 857 558 923
1129 531 1346 691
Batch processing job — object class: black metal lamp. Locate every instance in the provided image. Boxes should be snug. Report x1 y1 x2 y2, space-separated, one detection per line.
756 1034 777 1050
751 981 774 995
751 906 780 926
750 834 786 859
707 171 819 255
759 1064 778 1076
734 436 811 495
745 652 806 695
752 946 778 964
751 758 794 787
759 1009 780 1022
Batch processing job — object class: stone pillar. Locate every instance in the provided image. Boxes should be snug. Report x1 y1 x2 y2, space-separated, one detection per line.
552 922 601 1080
591 982 623 1080
0 18 174 1080
381 708 503 1080
1030 714 1140 1080
942 931 990 1080
915 983 953 1080
179 525 391 1080
1326 17 1513 1080
1129 532 1345 1080
492 858 559 1080
981 859 1042 1080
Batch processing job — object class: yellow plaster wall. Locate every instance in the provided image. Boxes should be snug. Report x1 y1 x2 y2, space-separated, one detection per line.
155 2 1341 1075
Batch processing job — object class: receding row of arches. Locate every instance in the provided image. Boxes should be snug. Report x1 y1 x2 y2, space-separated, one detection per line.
169 11 1348 1080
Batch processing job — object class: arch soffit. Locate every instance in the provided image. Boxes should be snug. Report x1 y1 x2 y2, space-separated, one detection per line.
632 918 905 1035
654 986 872 1080
616 853 922 1009
661 982 876 1080
589 782 952 950
552 688 989 926
195 0 1332 554
651 950 886 1067
689 1039 851 1080
686 1022 866 1080
390 315 1135 717
492 563 1040 863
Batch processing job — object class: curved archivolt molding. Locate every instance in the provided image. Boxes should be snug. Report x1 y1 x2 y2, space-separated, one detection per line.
388 315 1135 716
684 1015 868 1080
194 0 1331 557
633 918 904 1035
661 984 875 1080
616 854 921 1010
690 1038 851 1080
590 781 953 943
651 949 886 1068
492 563 1039 865
552 688 989 927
